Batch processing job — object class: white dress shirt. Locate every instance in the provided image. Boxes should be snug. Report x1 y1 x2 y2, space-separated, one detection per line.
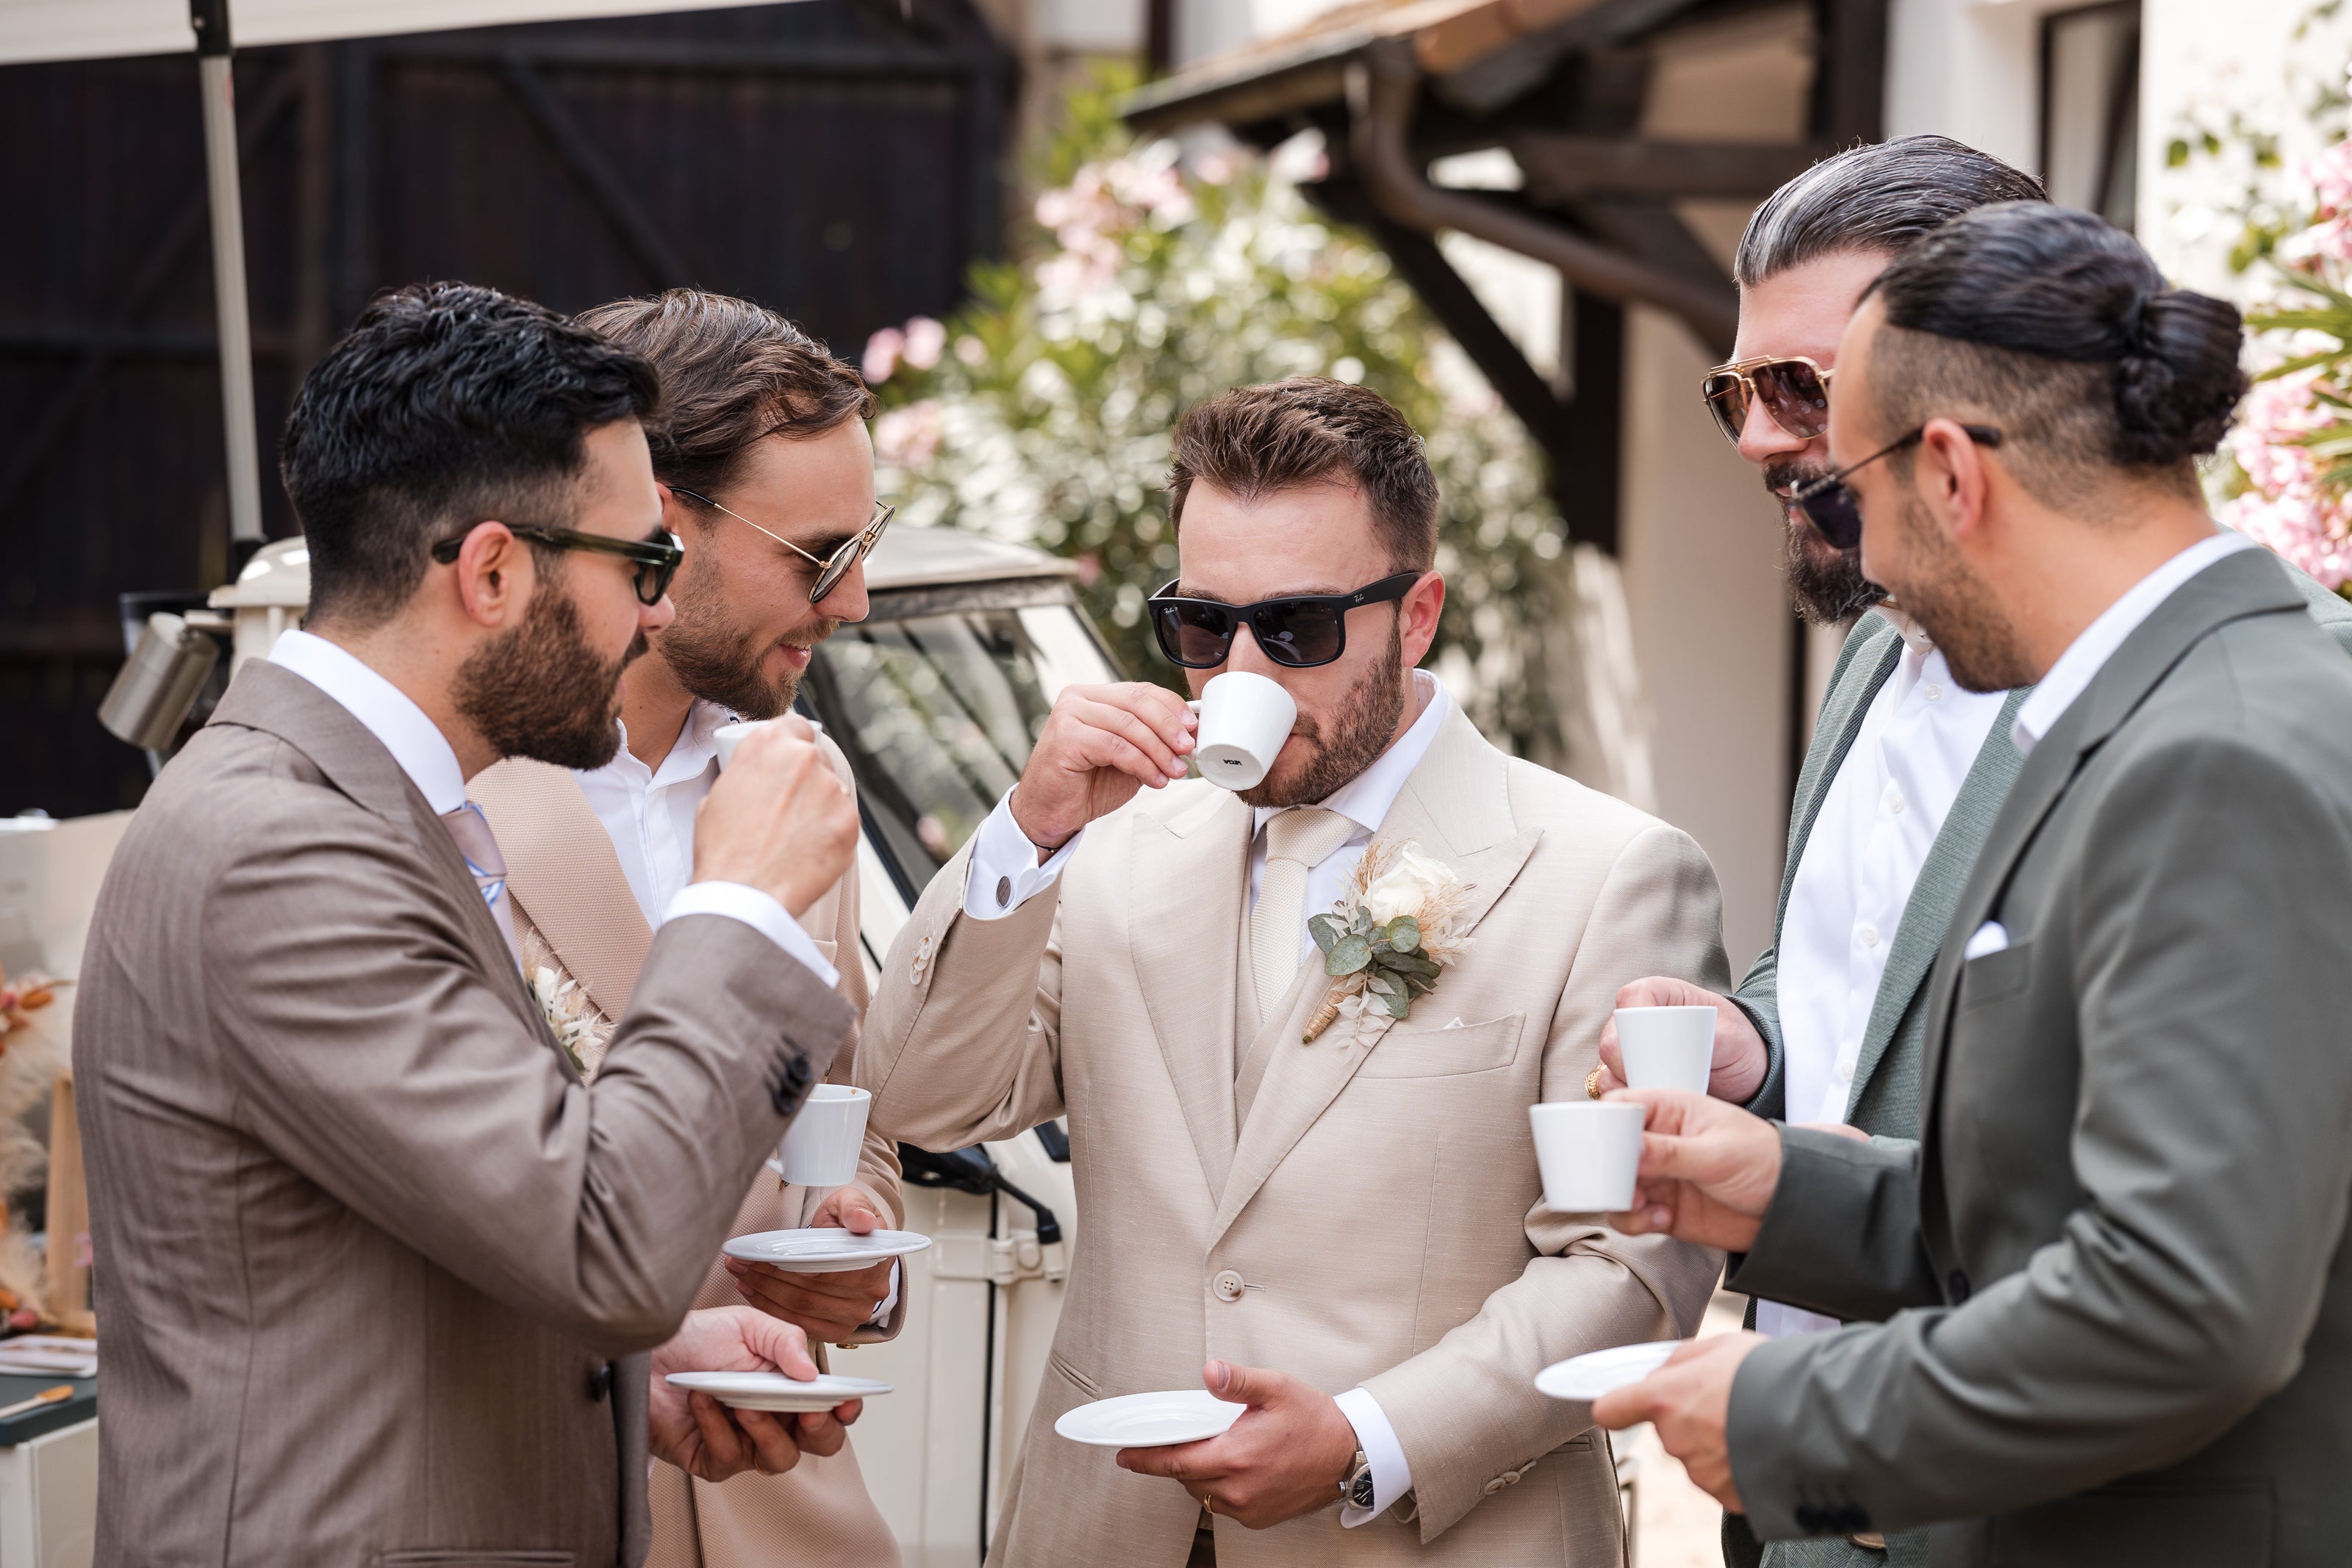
2011 530 2255 757
1756 614 2006 1340
963 670 1450 1525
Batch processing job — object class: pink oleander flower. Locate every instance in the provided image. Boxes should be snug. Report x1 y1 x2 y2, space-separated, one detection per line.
864 326 903 385
901 317 947 372
873 399 944 472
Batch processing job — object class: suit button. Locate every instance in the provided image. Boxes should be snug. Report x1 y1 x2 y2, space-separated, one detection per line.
1946 1269 1971 1303
587 1362 613 1403
1211 1270 1244 1303
1480 1476 1507 1495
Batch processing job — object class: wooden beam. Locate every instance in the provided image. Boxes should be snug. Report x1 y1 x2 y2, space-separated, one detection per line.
1511 134 1826 199
1812 0 1887 145
496 53 694 291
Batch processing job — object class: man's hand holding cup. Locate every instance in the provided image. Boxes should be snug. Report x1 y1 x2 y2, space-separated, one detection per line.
1593 979 1771 1103
693 713 859 918
1010 683 1198 854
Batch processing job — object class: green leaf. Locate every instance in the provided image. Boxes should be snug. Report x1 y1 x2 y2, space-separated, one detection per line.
1381 950 1441 979
1385 916 1420 952
1326 935 1373 975
1308 913 1343 953
1365 971 1398 998
1378 988 1412 1020
2166 137 2191 169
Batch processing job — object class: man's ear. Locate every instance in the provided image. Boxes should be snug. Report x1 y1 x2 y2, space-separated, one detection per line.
450 521 535 629
1917 419 1993 544
1400 570 1446 666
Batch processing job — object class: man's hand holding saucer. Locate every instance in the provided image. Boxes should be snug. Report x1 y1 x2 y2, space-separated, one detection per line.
725 1184 897 1342
649 1306 861 1483
1115 1361 1360 1528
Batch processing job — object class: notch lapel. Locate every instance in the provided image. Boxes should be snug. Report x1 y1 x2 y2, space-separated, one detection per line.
1208 709 1540 1248
1129 785 1253 1206
470 757 653 1019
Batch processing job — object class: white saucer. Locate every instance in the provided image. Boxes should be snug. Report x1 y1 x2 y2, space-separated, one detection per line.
1534 1341 1681 1401
1055 1389 1247 1447
665 1370 893 1413
722 1228 935 1273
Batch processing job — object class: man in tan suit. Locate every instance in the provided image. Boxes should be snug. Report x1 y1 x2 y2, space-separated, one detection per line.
74 284 867 1567
477 290 904 1568
860 380 1728 1566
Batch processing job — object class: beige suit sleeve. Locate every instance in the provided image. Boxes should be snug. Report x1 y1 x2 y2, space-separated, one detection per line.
1362 822 1731 1540
856 838 1069 1151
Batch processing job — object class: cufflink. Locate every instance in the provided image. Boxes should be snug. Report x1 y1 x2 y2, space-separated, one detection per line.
996 875 1012 908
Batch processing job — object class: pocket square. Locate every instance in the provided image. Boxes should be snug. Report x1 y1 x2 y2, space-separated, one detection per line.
1963 920 2009 960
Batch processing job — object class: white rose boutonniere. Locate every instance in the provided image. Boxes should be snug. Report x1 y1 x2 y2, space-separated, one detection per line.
1302 837 1472 1043
522 929 614 1078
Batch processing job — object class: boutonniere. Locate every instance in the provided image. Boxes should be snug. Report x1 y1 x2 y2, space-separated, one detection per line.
1302 838 1471 1043
522 929 613 1078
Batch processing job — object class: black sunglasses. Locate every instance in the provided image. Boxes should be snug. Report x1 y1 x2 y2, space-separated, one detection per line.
1147 572 1422 669
430 522 684 606
1790 424 2004 550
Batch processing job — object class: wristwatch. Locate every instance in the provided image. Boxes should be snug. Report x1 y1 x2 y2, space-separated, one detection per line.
1338 1447 1375 1511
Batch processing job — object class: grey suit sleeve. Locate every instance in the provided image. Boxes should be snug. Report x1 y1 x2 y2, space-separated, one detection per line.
1727 733 2352 1539
204 813 854 1356
1730 945 1787 1122
1723 1126 1941 1321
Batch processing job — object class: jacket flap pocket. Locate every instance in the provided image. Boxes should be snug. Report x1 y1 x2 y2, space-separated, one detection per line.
1356 1012 1526 1079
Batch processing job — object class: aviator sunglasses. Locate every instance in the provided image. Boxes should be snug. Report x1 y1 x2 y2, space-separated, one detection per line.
669 486 894 605
1789 423 2005 550
430 522 684 606
1147 572 1421 669
1701 354 1835 445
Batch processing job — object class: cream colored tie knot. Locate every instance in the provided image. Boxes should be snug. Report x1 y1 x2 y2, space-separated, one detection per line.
1252 807 1360 1020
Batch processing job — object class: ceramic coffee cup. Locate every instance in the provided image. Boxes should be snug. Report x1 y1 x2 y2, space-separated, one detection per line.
712 719 761 770
1529 1101 1646 1212
1191 671 1297 791
778 1084 871 1188
1614 1005 1717 1095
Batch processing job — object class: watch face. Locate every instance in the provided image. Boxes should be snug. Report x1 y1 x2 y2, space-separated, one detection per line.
1348 1470 1377 1509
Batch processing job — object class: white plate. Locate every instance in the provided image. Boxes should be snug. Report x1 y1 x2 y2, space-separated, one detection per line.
1534 1341 1682 1401
1054 1389 1247 1448
665 1371 893 1413
721 1228 935 1273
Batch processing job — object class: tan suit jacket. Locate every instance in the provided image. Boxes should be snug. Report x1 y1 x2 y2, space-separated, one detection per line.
860 705 1729 1567
473 736 903 1568
74 661 853 1567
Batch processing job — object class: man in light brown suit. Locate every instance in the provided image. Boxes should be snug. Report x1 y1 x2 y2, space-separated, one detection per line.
477 291 905 1568
74 284 869 1567
859 380 1728 1566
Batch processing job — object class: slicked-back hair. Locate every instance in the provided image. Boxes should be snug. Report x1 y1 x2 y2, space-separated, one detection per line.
1861 203 2246 506
1735 135 2048 288
576 290 875 503
1167 379 1438 572
282 282 658 628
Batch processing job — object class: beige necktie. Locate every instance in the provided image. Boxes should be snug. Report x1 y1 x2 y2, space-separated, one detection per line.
1250 807 1359 1021
440 802 523 970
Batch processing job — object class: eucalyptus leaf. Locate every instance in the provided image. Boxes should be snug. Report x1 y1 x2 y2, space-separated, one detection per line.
1308 913 1342 953
1380 988 1412 1020
1365 971 1397 998
1386 916 1420 951
1326 935 1373 975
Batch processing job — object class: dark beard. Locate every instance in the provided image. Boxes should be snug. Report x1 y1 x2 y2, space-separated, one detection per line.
1240 623 1408 809
1767 458 1884 623
453 577 641 769
656 558 837 721
1887 491 2034 693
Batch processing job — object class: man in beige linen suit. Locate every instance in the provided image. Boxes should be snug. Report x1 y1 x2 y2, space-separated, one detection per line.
860 379 1728 1566
74 284 867 1567
477 290 905 1568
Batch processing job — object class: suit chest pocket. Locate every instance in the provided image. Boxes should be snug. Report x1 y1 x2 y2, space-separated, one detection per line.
1958 939 2033 1008
1356 1013 1525 1079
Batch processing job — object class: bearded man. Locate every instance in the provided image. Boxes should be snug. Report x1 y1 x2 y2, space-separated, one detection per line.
472 289 905 1568
858 378 1729 1567
74 283 865 1566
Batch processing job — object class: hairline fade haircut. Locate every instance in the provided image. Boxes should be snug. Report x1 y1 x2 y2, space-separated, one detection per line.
576 289 876 507
1735 134 2049 289
1167 378 1439 574
1859 202 2246 510
281 281 658 629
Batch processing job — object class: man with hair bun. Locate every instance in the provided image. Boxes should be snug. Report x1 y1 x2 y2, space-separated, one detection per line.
1591 204 2352 1568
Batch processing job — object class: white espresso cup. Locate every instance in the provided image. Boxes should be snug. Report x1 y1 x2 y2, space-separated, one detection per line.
778 1084 871 1187
1191 671 1297 791
1529 1101 1646 1212
712 719 761 770
1614 1005 1717 1095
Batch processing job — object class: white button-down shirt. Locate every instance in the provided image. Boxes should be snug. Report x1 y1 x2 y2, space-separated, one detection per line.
1757 614 2006 1341
961 669 1449 1525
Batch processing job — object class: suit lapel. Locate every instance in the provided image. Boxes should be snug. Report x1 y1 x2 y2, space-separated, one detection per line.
1129 785 1253 1206
1208 708 1539 1247
470 757 653 1019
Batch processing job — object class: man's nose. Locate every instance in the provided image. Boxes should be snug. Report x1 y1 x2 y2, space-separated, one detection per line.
641 593 676 634
1736 389 1816 468
814 559 870 625
1222 620 1284 680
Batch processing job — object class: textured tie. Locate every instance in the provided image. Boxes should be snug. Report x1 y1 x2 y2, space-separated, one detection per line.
1250 807 1360 1021
440 802 523 969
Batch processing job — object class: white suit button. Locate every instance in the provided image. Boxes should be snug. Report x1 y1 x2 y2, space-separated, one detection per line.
1211 1270 1244 1302
1481 1476 1507 1495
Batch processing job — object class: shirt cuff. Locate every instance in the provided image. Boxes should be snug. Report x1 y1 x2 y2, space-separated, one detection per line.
961 790 1083 920
867 1261 901 1326
1333 1387 1411 1526
665 881 840 991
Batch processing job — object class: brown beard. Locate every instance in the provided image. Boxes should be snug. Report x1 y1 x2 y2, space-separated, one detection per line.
1766 457 1884 624
453 575 642 769
656 558 837 721
1886 489 2034 694
1241 622 1408 809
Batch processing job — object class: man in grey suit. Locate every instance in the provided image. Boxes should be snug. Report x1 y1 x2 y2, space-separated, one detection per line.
74 283 869 1566
1593 204 2352 1565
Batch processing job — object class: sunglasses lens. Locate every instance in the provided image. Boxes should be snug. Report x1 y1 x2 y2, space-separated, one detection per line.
1793 481 1865 552
1153 600 1234 667
1252 602 1346 668
1752 360 1831 440
1702 373 1749 445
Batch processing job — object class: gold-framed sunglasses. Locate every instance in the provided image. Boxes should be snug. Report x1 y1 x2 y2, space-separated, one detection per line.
1700 354 1835 445
669 486 894 604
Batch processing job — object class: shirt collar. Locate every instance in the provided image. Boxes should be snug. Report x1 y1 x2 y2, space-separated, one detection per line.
599 699 734 789
1871 602 1937 658
267 628 468 814
1253 669 1450 840
2010 530 2256 756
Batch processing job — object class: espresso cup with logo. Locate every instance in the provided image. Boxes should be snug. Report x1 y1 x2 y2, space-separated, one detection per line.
1529 1101 1646 1213
1190 671 1297 791
1614 1005 1717 1095
778 1084 871 1188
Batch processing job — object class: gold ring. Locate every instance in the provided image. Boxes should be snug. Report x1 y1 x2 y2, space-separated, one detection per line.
1585 1066 1606 1099
1203 1495 1216 1517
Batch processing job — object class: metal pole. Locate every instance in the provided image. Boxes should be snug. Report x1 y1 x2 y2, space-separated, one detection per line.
192 0 265 549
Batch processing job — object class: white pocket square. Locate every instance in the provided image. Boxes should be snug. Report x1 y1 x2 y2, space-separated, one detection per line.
1963 920 2009 960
